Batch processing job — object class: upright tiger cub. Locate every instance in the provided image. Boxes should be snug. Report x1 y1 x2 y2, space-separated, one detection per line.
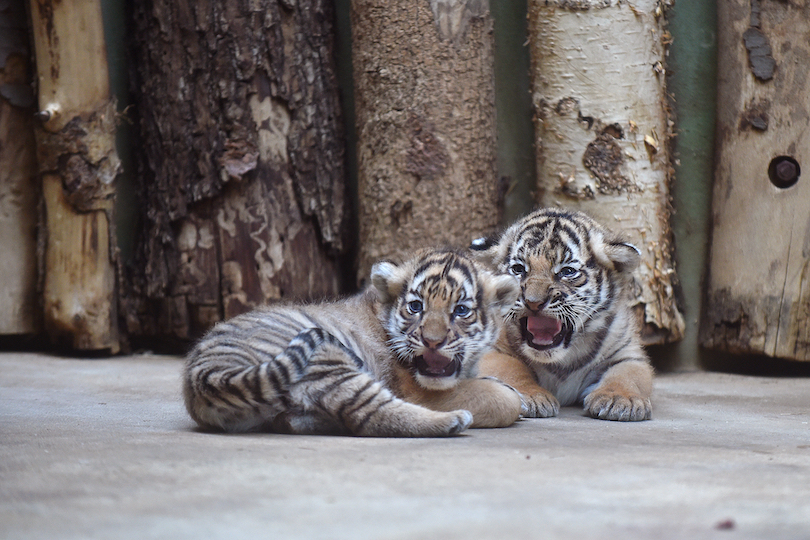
471 208 653 421
183 248 522 437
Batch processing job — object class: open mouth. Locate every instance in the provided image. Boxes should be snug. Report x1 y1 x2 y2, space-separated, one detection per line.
520 315 571 350
414 350 460 378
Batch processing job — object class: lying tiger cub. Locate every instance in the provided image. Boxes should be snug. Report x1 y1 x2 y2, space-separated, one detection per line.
471 208 653 421
183 248 522 437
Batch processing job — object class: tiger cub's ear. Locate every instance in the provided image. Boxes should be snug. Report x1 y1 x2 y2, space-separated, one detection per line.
469 229 513 269
605 242 641 273
590 230 641 273
370 260 408 304
483 272 520 318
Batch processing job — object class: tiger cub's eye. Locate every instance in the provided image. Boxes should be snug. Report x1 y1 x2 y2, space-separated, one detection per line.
407 300 423 313
509 262 526 276
557 266 579 279
452 304 471 318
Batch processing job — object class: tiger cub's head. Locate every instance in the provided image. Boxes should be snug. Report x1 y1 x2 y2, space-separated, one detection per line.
371 248 519 390
470 208 640 365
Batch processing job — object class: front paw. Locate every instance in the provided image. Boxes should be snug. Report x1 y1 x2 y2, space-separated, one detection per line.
521 390 559 418
584 390 651 422
468 377 522 428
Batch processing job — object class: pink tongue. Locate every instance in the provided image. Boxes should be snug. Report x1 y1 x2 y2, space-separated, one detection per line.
421 349 453 374
526 315 562 345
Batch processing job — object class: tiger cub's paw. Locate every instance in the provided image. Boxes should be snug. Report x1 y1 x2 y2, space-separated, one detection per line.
449 410 475 434
465 377 522 428
584 390 651 422
521 389 560 418
357 407 472 437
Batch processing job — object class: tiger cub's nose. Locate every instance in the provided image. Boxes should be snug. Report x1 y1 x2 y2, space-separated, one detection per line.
421 334 446 349
523 297 549 313
421 314 448 349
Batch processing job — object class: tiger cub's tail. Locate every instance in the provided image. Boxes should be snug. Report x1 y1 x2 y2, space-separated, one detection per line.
183 326 324 433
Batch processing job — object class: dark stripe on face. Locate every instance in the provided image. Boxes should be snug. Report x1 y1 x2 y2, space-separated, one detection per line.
422 274 458 299
554 223 582 248
449 257 476 288
518 217 554 242
476 287 487 327
606 273 616 300
414 252 478 302
593 267 604 288
413 251 455 280
545 311 615 378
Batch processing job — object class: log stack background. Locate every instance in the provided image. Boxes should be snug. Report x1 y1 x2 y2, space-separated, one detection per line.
1 0 807 369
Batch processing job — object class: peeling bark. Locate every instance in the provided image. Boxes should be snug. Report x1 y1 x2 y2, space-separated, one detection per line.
351 0 499 282
528 0 684 344
125 0 347 343
703 0 810 362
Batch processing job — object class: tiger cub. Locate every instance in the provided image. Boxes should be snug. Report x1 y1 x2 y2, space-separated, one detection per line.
471 208 653 421
183 248 522 437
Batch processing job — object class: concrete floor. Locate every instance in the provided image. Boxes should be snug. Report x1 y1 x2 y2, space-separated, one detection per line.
1 352 809 540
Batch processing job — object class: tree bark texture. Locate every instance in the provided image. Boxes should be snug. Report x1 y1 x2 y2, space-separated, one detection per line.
125 0 347 342
351 0 500 283
528 0 684 345
29 0 121 351
0 0 40 334
702 0 810 362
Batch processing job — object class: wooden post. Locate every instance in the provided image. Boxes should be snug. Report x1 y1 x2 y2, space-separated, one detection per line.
124 0 347 342
527 0 684 345
351 0 500 283
0 0 40 334
702 0 810 362
29 0 121 351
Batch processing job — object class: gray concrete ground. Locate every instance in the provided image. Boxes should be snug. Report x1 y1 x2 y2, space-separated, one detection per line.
1 352 809 540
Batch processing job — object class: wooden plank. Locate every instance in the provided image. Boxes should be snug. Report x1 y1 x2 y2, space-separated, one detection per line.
29 0 111 132
41 174 118 350
702 0 810 361
29 0 120 351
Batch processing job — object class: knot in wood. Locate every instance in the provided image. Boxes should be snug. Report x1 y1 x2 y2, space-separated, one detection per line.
582 131 636 195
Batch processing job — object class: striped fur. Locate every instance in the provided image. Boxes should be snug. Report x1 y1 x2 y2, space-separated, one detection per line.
471 208 653 421
183 248 521 437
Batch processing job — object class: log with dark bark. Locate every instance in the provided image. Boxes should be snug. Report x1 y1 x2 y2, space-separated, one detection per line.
351 0 500 283
125 0 348 343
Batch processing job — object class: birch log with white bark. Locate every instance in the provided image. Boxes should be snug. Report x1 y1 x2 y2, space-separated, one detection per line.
528 0 684 344
702 0 810 362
